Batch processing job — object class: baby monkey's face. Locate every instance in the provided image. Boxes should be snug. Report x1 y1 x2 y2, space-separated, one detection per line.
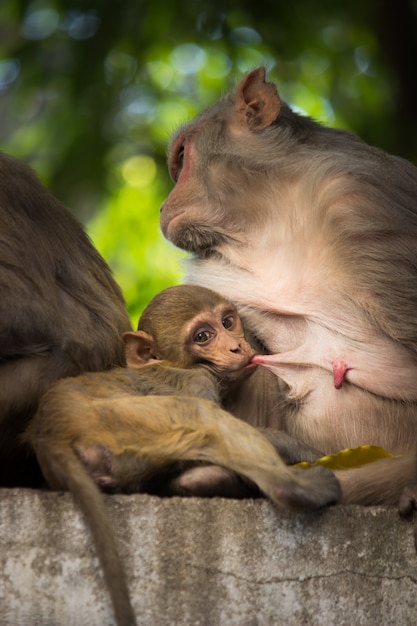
185 304 256 381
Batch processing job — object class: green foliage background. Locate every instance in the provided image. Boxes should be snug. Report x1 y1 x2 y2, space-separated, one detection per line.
1 0 416 324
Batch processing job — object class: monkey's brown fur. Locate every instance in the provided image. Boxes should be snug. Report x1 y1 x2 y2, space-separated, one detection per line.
162 67 417 509
0 151 131 487
27 285 341 626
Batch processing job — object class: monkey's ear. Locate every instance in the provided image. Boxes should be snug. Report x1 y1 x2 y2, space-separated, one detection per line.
122 331 158 368
235 67 281 131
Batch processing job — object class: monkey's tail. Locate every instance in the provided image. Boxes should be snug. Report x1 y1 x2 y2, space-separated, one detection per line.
37 445 137 626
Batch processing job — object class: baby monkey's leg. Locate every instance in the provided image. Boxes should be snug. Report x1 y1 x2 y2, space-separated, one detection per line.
78 395 341 510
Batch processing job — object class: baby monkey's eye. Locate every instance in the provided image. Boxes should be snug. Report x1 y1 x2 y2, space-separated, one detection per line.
222 316 234 330
193 330 212 343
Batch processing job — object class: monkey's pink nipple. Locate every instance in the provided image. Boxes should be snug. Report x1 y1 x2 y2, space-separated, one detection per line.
251 355 266 364
332 360 349 389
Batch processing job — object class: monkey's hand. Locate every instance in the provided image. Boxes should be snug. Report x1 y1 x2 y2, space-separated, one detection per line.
398 483 417 517
271 466 341 511
398 483 417 552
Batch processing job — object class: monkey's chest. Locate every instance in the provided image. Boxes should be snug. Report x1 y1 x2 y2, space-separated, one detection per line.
253 317 417 402
186 255 417 401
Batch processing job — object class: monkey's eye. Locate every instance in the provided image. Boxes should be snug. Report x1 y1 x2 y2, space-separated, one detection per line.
193 330 212 344
177 145 184 168
222 316 235 330
170 142 185 182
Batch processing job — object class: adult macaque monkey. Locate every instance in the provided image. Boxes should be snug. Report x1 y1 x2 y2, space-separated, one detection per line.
161 66 417 509
27 285 340 626
0 152 132 487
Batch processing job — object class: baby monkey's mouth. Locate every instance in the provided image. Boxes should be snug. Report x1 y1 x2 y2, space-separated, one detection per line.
220 359 258 381
200 356 258 382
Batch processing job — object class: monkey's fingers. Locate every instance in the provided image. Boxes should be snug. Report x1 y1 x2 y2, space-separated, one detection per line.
270 466 341 511
398 484 417 517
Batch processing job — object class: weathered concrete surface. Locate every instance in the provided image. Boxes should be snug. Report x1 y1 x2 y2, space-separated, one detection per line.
0 489 416 626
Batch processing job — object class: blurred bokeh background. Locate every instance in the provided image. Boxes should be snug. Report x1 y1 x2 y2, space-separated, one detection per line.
1 0 416 323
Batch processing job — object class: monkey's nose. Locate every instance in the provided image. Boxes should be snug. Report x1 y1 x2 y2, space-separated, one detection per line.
230 345 242 354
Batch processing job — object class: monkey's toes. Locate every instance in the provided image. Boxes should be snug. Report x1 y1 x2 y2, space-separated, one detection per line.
273 466 341 510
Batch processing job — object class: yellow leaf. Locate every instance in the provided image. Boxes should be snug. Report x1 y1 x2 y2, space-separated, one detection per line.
293 445 396 471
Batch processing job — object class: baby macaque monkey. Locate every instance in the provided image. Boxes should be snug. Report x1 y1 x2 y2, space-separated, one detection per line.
27 285 340 626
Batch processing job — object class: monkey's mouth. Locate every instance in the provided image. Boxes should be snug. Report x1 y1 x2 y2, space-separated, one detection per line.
160 206 185 239
202 358 257 381
172 223 227 253
223 360 258 381
242 360 258 372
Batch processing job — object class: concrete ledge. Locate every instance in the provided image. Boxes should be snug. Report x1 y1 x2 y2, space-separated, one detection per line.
1 489 416 625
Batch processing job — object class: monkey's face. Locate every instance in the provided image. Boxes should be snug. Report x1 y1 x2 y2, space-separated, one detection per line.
185 304 256 381
160 128 235 253
160 68 284 254
161 122 268 254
